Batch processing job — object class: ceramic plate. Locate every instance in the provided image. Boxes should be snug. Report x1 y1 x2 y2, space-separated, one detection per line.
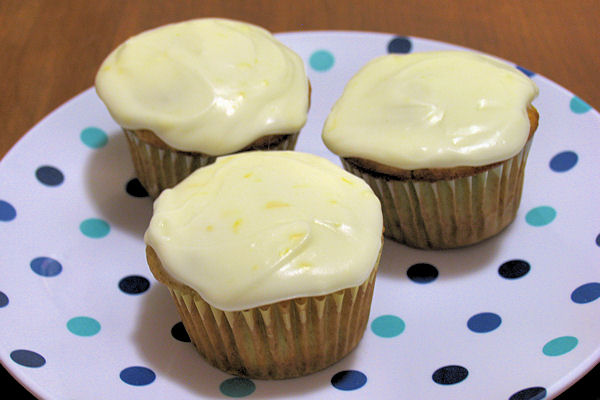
1 32 599 400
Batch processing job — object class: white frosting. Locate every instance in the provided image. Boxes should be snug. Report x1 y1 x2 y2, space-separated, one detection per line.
322 51 539 169
95 18 309 155
144 151 383 311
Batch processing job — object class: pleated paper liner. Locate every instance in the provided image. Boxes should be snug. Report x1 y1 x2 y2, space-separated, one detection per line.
341 139 533 249
146 246 379 380
124 129 300 199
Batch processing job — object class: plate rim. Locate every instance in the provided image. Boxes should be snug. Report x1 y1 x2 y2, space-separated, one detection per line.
1 30 598 400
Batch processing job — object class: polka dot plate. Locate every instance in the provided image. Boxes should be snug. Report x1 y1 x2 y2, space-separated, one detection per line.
1 32 599 400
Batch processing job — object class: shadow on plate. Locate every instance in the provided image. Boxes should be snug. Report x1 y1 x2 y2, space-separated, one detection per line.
133 283 341 398
377 226 508 281
84 131 153 238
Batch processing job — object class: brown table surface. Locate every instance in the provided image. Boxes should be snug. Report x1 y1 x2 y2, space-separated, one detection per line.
1 1 598 399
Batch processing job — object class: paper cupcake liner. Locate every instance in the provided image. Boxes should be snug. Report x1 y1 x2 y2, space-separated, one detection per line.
342 140 532 249
124 130 299 199
166 266 377 380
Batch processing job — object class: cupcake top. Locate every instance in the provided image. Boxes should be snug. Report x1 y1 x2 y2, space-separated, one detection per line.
144 151 383 311
95 18 309 155
322 51 539 169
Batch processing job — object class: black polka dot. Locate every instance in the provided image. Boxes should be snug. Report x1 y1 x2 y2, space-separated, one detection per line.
119 275 150 294
499 259 530 279
595 233 600 247
0 291 8 307
432 365 468 385
10 349 46 368
171 321 191 342
509 386 547 400
387 36 412 53
126 178 149 198
35 165 64 186
407 263 438 283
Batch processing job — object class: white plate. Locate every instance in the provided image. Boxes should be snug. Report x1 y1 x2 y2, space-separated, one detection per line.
1 32 599 400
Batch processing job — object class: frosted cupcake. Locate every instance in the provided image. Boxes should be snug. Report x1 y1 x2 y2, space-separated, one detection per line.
95 18 310 198
144 151 383 379
322 51 539 249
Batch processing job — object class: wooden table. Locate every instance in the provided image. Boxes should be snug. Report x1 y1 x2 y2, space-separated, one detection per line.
1 1 598 398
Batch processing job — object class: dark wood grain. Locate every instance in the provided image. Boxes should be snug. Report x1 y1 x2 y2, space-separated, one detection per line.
1 0 598 160
1 1 598 399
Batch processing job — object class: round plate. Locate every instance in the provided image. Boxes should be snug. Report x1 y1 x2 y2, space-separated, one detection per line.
1 32 599 400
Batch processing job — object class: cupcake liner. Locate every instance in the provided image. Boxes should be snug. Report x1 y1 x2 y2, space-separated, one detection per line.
124 129 299 199
164 265 378 380
342 139 532 249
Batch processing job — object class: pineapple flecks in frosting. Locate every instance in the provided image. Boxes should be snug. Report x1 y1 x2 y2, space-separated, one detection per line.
95 18 309 155
144 151 383 311
322 51 539 169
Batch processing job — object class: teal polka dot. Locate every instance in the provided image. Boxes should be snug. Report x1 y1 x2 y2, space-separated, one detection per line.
80 218 110 238
67 316 101 336
543 336 578 356
80 127 108 148
219 377 256 397
525 206 556 227
309 50 335 71
569 96 591 114
371 315 405 338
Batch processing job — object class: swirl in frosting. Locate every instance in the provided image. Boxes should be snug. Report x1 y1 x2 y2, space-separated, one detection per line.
322 51 539 169
95 18 309 155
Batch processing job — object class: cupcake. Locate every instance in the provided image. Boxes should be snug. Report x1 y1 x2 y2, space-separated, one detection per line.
95 18 310 198
144 151 383 379
322 51 539 249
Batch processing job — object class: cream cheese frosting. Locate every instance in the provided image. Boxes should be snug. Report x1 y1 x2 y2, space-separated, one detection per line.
322 51 539 169
95 18 309 155
144 151 383 311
